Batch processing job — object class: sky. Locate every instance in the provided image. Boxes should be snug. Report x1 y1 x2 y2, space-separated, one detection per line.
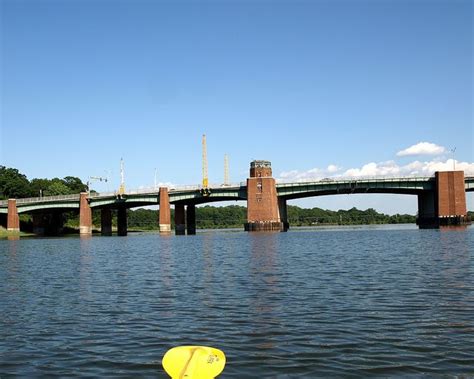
1 0 472 214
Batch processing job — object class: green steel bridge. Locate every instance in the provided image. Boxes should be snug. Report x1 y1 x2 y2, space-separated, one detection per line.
1 176 473 214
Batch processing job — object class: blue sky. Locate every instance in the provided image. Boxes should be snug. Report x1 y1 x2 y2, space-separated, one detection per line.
1 0 472 214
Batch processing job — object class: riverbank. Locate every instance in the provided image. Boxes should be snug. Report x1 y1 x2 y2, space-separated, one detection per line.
0 227 34 239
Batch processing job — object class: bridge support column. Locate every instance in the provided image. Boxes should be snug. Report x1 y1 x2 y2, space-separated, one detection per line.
117 208 127 236
174 204 186 235
101 208 112 236
7 199 20 232
159 187 171 234
186 204 196 235
79 193 92 235
49 212 64 236
435 171 470 226
417 171 470 228
32 214 46 235
278 198 289 232
0 213 6 229
416 191 437 228
245 161 284 232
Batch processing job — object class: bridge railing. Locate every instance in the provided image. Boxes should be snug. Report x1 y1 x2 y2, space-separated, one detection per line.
275 175 435 185
88 183 244 197
0 193 81 206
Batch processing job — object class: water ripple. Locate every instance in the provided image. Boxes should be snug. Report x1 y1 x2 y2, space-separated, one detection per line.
1 226 474 377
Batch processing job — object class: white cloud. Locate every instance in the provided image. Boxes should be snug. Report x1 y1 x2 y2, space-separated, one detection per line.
396 142 446 157
327 164 341 173
278 164 341 182
277 158 474 182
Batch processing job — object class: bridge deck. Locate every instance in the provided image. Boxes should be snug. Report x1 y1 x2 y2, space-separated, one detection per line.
0 176 473 214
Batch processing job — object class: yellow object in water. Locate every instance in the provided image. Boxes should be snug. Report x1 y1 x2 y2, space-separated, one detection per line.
162 346 226 379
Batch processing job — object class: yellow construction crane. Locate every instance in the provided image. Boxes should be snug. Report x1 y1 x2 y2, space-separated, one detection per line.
118 158 126 195
202 134 209 188
224 154 230 186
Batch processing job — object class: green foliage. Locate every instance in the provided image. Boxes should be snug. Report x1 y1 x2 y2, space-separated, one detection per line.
128 209 158 230
196 205 246 228
46 179 74 196
287 205 415 225
0 166 87 198
0 166 31 199
63 176 87 193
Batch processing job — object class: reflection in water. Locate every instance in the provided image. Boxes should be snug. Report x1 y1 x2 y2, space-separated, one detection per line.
248 233 283 351
1 227 474 377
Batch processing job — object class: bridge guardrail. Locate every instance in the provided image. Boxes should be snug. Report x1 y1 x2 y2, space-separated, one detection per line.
0 194 81 206
0 176 471 207
275 175 435 186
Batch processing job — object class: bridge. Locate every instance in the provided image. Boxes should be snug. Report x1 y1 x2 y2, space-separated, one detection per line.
1 161 472 235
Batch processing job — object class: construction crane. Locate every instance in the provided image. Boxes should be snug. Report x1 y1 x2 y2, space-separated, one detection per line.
201 134 211 196
118 158 126 195
87 175 108 195
224 154 230 186
202 134 209 188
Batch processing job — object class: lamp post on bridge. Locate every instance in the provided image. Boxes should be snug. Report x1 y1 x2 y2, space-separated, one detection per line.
450 147 456 171
87 176 108 195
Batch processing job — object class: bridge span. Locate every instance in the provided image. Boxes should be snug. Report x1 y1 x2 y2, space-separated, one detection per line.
1 161 472 235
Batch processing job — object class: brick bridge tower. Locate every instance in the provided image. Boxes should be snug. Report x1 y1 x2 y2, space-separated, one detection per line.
245 160 286 231
417 171 470 228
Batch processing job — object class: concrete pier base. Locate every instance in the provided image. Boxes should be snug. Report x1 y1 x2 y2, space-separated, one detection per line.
278 198 289 232
174 204 186 235
101 208 112 236
32 214 45 235
49 212 64 236
244 221 286 232
117 208 127 236
186 205 196 235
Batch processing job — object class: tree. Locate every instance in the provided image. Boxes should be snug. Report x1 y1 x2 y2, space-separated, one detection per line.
63 176 87 193
0 166 31 199
30 178 52 197
45 180 73 196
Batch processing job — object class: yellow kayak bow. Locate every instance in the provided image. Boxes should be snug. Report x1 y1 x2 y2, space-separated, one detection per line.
162 346 226 379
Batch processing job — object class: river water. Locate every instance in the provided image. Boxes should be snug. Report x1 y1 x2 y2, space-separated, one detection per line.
1 225 473 378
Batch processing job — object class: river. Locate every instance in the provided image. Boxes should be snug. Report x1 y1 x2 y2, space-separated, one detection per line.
1 225 473 378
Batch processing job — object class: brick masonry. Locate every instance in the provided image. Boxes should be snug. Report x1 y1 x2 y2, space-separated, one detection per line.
246 161 283 231
7 199 20 231
79 193 92 234
436 171 467 217
159 187 171 233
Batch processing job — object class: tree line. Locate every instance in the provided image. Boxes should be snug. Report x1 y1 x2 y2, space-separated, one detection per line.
119 205 417 230
0 166 87 199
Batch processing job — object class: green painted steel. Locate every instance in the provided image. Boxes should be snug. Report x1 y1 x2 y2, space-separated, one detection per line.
170 186 247 204
276 177 437 200
0 177 472 214
466 176 474 191
90 194 160 208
